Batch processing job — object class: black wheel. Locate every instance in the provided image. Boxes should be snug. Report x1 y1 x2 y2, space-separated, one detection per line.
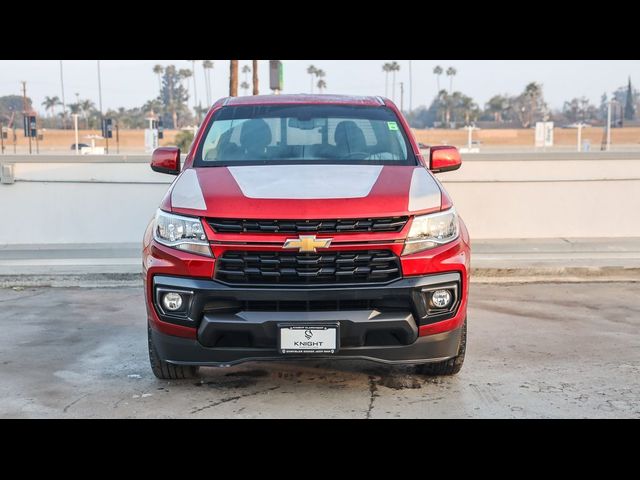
415 318 467 376
148 325 199 380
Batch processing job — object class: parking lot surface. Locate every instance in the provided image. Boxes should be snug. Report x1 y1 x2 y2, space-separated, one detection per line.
1 283 638 418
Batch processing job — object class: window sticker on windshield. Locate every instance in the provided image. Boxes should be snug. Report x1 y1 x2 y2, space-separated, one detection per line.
387 121 399 131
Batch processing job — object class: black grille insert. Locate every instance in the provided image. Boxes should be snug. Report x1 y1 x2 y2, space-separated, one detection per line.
207 217 408 234
215 250 401 285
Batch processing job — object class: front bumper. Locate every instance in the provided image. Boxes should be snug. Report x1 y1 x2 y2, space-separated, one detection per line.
151 325 463 367
148 272 466 366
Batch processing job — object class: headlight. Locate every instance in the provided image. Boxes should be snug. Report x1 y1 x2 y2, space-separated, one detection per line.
153 209 212 257
403 208 459 255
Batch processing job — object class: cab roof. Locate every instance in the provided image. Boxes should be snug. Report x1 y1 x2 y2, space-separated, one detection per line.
222 94 386 107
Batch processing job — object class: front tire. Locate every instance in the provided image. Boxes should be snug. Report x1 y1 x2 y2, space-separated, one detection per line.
415 318 467 376
148 325 199 380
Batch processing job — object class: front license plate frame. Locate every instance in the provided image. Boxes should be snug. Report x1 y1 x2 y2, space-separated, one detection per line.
278 323 340 354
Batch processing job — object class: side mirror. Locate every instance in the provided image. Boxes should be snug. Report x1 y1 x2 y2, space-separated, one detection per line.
151 147 181 175
429 146 461 173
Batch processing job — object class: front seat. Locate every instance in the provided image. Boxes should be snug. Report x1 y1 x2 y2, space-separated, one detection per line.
240 119 272 159
334 120 367 158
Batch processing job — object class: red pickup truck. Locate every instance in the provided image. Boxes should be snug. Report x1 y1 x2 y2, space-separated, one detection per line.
143 94 470 379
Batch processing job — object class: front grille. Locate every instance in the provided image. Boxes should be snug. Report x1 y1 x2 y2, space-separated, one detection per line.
215 250 401 285
207 217 408 234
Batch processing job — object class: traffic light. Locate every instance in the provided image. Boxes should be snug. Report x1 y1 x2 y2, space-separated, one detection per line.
158 118 164 139
23 115 37 137
102 118 113 138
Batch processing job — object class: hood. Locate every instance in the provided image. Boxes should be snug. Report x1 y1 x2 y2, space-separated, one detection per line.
168 164 442 219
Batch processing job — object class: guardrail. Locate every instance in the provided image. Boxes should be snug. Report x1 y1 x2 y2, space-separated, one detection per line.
1 152 640 243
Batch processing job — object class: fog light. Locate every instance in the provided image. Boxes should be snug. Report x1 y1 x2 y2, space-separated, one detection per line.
430 289 452 308
162 292 183 311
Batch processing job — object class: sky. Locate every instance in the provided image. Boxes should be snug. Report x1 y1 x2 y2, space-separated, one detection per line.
1 60 638 115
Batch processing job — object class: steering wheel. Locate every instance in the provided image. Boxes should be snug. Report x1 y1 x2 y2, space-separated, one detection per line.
345 151 370 160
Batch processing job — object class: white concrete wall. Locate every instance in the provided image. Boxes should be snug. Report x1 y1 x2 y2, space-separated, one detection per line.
437 156 640 239
1 153 639 244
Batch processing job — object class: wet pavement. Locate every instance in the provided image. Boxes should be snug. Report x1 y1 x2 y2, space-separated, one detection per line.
1 283 639 418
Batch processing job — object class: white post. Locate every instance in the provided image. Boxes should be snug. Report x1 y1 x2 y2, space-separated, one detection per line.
606 101 612 151
73 114 79 155
577 123 582 152
467 126 472 150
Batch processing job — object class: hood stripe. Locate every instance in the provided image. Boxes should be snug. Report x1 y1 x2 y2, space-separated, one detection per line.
228 165 384 199
408 167 441 212
171 169 207 210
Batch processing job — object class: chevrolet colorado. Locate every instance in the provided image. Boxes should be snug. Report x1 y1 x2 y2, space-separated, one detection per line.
143 94 470 379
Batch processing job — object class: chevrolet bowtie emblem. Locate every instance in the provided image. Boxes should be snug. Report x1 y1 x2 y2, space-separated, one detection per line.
283 235 332 253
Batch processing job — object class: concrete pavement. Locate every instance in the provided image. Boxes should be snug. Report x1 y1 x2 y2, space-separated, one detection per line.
1 282 638 418
1 238 639 286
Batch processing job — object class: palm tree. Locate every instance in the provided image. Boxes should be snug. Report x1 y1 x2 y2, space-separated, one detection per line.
186 60 199 122
486 95 508 123
382 63 392 97
242 64 251 85
252 60 259 95
67 102 81 126
42 96 60 124
524 82 543 126
229 60 238 97
80 99 95 129
202 60 214 104
437 89 449 125
389 61 400 102
153 65 164 93
314 68 326 93
68 103 81 114
433 65 443 92
455 93 477 125
241 81 250 95
179 69 192 110
164 65 178 128
307 65 317 93
446 66 457 93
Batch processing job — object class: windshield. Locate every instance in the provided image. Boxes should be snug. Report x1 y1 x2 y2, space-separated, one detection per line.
194 104 416 166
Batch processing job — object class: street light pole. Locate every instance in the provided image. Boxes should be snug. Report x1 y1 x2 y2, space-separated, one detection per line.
606 100 612 151
59 60 67 129
97 60 103 116
97 60 108 154
21 81 32 154
73 114 79 155
408 60 413 113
